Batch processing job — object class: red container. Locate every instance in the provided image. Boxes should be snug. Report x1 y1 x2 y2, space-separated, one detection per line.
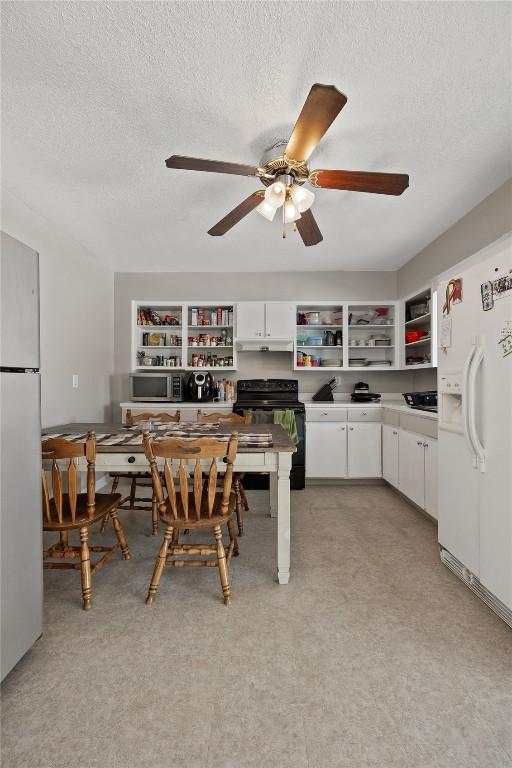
405 330 429 344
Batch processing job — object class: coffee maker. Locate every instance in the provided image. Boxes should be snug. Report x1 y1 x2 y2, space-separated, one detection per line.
185 371 215 402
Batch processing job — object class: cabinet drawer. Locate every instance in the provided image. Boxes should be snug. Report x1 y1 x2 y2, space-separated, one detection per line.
347 408 382 422
306 408 347 422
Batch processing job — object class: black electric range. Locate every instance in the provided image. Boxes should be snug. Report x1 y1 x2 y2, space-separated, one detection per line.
233 379 305 490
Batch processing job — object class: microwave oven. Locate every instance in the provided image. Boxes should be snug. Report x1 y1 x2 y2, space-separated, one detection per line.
129 372 184 402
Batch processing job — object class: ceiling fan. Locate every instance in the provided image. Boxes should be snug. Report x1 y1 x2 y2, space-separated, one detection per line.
165 84 409 247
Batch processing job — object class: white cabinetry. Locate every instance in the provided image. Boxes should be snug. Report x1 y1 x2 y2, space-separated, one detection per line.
347 423 382 478
398 429 426 508
423 437 438 519
305 407 381 479
306 422 347 478
264 303 295 339
236 302 265 339
236 302 295 340
382 424 399 488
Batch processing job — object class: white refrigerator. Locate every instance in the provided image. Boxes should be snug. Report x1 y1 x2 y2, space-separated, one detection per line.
0 231 43 680
436 232 512 625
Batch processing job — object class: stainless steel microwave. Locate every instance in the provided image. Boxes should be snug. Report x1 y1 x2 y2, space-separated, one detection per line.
129 372 184 402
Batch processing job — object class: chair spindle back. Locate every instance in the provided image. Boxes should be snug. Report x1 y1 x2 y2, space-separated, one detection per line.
197 410 252 425
41 433 96 524
143 432 238 523
126 410 181 426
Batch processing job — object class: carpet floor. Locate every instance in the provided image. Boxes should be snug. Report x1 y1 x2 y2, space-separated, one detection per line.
1 483 511 768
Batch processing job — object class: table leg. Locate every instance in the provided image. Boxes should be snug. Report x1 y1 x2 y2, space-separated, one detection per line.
269 471 277 518
276 451 292 585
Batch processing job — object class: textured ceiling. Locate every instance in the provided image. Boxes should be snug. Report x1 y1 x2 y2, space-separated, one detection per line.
2 1 511 272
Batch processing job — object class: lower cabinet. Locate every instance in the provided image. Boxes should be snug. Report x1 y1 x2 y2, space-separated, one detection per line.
306 422 347 478
423 437 438 519
347 423 382 478
382 424 399 488
305 419 381 479
396 429 438 519
398 430 426 508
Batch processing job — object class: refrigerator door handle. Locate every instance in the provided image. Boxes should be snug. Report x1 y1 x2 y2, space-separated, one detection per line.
462 342 478 468
468 344 486 473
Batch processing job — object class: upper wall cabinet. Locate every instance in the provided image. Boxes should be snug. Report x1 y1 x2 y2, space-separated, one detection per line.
236 302 295 341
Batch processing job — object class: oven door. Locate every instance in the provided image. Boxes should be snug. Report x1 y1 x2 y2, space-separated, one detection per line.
233 403 305 490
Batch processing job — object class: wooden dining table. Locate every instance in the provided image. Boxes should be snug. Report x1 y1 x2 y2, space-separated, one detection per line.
42 422 296 584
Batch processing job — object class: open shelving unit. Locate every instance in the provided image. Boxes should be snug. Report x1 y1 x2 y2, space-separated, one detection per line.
294 304 344 371
132 302 237 372
402 287 436 368
347 303 396 370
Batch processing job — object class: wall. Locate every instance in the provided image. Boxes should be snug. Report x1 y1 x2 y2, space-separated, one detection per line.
2 190 114 427
112 270 427 411
398 178 512 296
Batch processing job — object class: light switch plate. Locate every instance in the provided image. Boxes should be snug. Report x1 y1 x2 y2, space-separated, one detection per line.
72 374 79 388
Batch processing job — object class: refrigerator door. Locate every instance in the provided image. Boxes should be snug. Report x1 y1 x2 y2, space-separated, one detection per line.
475 237 512 608
1 371 43 680
437 260 481 574
0 231 40 369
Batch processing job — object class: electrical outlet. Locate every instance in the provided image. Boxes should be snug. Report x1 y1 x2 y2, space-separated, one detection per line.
334 376 341 387
72 374 79 388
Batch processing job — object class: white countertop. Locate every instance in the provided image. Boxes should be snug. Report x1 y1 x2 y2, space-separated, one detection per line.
303 400 438 420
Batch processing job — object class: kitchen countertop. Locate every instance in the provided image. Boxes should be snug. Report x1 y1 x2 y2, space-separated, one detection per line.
303 399 438 420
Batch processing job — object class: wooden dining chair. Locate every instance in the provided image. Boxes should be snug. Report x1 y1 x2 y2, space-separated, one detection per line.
42 433 131 610
106 409 181 534
144 431 239 606
197 409 251 536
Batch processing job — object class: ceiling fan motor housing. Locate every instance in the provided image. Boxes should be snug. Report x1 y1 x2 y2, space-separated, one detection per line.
258 141 308 187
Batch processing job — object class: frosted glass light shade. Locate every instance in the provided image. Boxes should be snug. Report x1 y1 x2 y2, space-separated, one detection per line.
256 200 277 221
290 184 315 212
284 199 301 223
264 181 286 208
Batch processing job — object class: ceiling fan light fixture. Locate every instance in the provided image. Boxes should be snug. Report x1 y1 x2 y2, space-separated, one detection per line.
264 181 286 208
256 199 277 221
290 184 315 213
284 198 301 224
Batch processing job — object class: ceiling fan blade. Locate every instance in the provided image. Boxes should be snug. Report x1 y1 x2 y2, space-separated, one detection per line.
285 84 347 163
166 155 259 177
208 191 264 237
296 208 323 247
309 169 409 195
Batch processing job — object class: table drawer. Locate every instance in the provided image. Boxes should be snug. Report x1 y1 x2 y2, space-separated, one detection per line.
347 408 382 422
306 408 347 423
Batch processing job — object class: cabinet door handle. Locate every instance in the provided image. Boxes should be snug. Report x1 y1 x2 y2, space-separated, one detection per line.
361 411 367 415
349 427 354 431
393 430 398 435
341 426 346 431
417 440 422 446
423 442 428 448
321 412 328 416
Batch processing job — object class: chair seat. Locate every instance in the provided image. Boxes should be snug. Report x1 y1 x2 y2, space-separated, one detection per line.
43 493 122 530
159 491 235 529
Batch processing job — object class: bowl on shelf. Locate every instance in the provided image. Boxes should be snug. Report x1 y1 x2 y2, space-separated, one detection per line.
321 358 341 367
306 336 323 345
